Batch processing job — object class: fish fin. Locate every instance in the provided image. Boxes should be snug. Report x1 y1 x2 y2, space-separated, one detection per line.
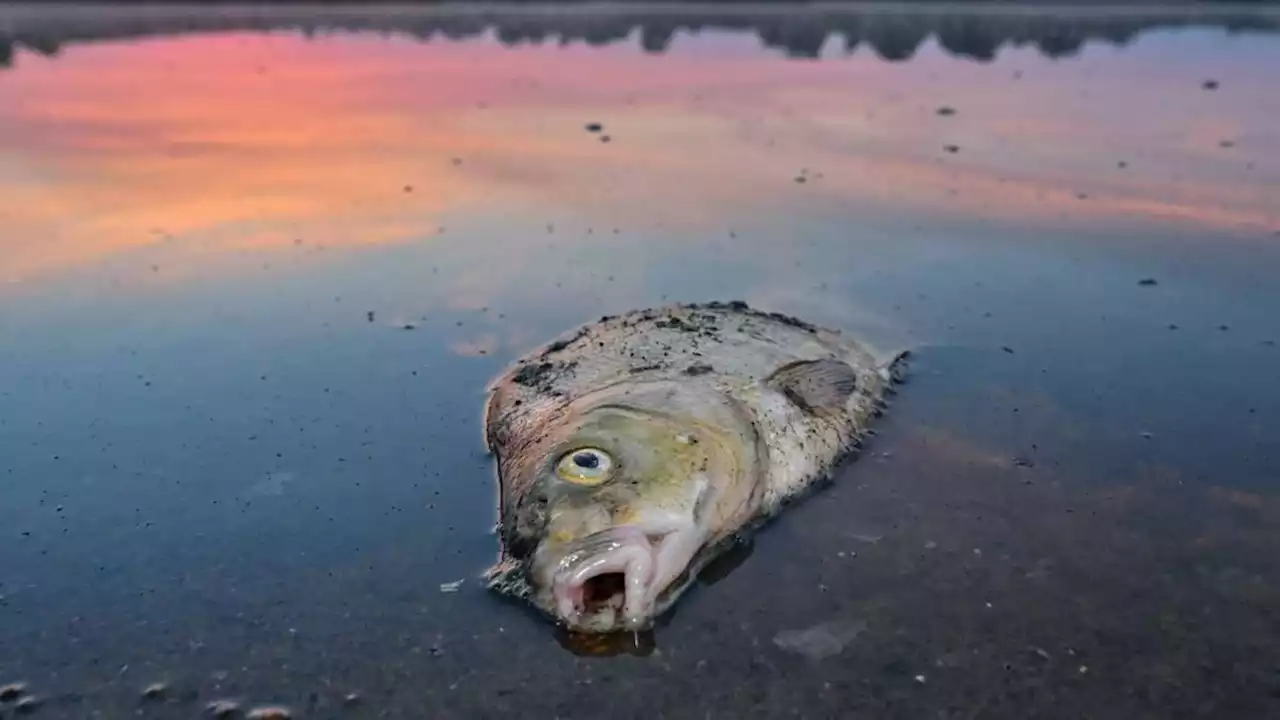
765 358 858 414
882 349 912 386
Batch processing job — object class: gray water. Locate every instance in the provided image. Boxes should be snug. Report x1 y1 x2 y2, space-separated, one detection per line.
1 3 1279 718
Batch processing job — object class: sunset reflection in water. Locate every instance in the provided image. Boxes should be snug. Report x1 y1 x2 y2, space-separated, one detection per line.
1 23 1276 288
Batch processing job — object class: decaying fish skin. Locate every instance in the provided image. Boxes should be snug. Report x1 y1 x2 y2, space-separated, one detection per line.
483 300 908 634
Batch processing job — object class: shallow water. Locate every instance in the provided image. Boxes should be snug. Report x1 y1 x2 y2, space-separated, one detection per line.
2 3 1279 718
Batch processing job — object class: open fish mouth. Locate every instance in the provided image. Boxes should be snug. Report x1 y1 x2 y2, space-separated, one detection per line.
549 526 690 632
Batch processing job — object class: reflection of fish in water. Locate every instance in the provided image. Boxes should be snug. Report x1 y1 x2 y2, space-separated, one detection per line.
483 301 908 634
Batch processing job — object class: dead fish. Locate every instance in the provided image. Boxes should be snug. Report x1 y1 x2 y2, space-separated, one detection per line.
483 301 908 633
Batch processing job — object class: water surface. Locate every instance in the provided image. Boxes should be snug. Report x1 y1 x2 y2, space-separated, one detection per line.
2 4 1279 718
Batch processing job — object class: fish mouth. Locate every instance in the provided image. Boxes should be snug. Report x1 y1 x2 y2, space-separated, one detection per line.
548 525 696 632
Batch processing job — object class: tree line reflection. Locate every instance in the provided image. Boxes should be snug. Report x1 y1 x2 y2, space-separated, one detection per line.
2 4 1278 68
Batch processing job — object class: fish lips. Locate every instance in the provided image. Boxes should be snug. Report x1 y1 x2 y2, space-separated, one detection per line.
545 525 682 632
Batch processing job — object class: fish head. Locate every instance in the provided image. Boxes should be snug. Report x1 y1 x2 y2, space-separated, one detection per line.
496 381 762 633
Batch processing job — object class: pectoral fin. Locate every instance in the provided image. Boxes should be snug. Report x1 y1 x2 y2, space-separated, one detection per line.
765 358 858 414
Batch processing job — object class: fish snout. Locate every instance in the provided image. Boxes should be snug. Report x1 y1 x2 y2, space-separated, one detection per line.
550 526 660 632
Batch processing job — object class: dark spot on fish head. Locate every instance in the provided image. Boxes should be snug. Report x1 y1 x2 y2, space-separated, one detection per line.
513 362 555 387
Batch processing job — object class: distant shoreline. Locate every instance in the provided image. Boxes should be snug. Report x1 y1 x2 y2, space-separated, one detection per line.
2 0 1277 7
3 0 1279 14
5 0 1277 68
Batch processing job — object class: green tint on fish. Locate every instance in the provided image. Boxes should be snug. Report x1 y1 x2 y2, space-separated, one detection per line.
483 301 908 634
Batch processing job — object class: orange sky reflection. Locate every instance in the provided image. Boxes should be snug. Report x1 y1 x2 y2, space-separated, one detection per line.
1 29 1275 284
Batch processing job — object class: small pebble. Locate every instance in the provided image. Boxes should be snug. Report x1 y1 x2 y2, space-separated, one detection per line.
344 692 361 705
207 699 241 717
914 675 927 684
142 683 167 700
246 707 292 720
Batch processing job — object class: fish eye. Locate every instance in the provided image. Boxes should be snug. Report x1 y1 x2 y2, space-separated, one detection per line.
556 447 614 485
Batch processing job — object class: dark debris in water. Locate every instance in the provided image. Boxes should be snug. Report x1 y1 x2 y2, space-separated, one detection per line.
936 106 956 116
1138 278 1158 286
943 144 960 153
584 122 603 133
0 683 27 702
1202 79 1220 90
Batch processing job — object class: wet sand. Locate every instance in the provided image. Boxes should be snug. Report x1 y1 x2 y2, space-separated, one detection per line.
1 3 1278 718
